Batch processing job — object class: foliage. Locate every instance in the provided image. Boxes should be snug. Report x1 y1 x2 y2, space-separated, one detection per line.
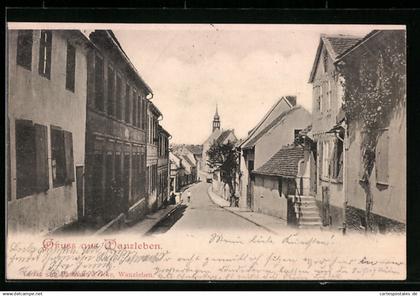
337 31 406 230
206 140 240 206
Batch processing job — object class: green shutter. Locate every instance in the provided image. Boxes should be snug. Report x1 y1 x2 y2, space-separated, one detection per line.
34 124 49 192
63 130 75 183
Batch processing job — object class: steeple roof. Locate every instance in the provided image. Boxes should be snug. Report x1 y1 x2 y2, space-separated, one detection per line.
214 104 220 120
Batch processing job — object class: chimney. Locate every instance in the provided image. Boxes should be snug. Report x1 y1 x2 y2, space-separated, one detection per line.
285 96 297 107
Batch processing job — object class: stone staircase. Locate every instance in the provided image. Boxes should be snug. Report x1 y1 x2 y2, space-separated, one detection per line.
295 195 322 229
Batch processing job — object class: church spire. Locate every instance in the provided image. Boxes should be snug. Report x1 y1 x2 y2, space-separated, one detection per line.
213 104 221 132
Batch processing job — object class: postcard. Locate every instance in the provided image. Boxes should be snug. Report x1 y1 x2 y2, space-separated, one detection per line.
6 23 406 280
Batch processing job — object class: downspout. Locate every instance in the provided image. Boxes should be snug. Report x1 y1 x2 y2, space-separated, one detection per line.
342 123 347 235
333 126 347 235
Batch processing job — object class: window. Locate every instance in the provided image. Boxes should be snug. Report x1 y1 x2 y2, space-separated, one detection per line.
95 54 104 111
16 30 33 70
38 30 52 79
323 50 328 73
321 140 331 179
332 138 344 181
142 99 147 130
137 95 142 128
65 42 76 92
132 153 141 201
376 129 389 185
294 129 302 140
116 74 122 120
320 139 343 182
326 80 332 111
125 84 131 123
132 89 137 127
319 85 323 112
15 120 49 198
107 66 115 116
51 127 74 187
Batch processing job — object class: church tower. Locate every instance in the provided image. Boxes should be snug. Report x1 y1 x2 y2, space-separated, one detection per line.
212 104 221 132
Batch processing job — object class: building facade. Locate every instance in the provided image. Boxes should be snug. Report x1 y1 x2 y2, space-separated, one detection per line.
307 30 406 233
238 97 311 211
308 34 361 230
146 102 161 211
84 30 150 224
169 152 184 193
157 125 170 208
339 30 406 232
7 29 91 233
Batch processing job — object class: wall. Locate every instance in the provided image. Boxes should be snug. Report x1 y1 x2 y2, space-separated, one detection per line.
201 129 221 173
345 106 406 225
254 107 311 169
253 175 287 220
311 44 344 136
7 30 88 233
85 32 149 223
310 43 346 228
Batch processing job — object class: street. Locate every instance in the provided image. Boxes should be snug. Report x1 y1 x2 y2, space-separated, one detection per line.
146 181 269 235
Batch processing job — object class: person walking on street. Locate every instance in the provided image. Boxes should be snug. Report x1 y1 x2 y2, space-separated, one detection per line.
187 190 191 203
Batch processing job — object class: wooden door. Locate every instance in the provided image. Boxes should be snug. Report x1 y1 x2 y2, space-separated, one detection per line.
76 166 84 220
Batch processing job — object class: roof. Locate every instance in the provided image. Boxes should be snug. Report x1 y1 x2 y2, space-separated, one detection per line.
336 30 383 61
186 145 203 155
158 125 171 137
242 106 301 150
239 96 295 147
90 30 153 95
308 34 363 83
183 155 197 168
253 145 304 178
149 101 162 116
216 129 237 145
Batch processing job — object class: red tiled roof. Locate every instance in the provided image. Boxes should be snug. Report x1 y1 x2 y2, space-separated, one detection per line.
253 145 304 178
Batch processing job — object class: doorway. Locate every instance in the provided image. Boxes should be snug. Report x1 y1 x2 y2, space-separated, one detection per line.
76 166 84 220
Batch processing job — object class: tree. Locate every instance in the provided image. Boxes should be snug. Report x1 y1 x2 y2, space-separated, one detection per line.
337 31 406 231
206 140 240 206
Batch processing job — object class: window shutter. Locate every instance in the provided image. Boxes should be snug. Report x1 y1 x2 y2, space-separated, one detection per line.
318 141 323 178
63 130 75 183
376 129 389 184
359 131 366 180
331 139 338 179
38 32 45 76
15 119 36 198
337 146 344 182
45 32 52 78
34 124 49 192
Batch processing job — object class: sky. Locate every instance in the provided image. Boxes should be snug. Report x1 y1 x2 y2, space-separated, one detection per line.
112 24 401 144
9 23 404 144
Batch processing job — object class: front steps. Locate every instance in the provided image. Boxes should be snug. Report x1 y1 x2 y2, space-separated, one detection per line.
295 195 322 229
